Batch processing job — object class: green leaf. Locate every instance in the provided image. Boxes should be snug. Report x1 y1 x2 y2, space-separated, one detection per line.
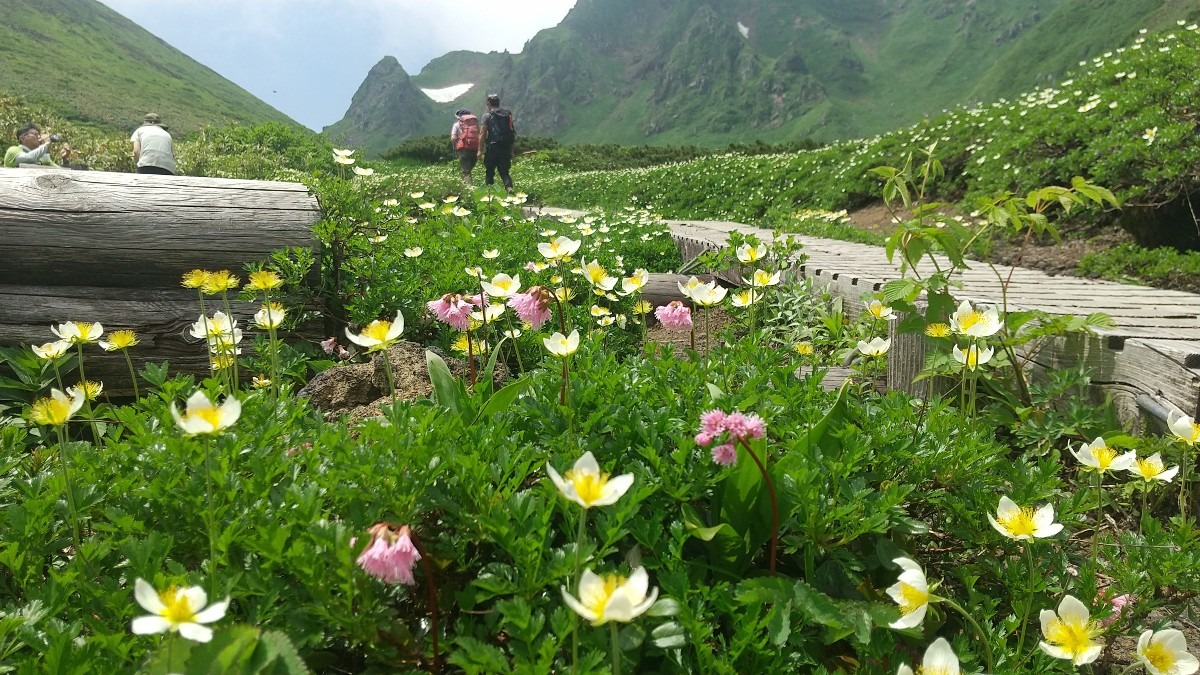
650 621 687 649
426 350 467 416
473 376 531 425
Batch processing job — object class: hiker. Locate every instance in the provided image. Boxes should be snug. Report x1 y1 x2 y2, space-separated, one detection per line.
4 123 71 168
131 112 176 175
478 94 516 192
450 108 479 183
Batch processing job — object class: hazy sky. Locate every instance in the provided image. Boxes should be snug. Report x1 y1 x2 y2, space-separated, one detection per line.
95 0 578 130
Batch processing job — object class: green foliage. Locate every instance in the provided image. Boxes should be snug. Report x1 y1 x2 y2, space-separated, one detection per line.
382 135 561 164
1078 242 1200 292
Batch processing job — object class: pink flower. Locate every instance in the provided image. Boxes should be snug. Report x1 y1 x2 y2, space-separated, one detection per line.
428 293 473 331
695 408 767 466
711 443 737 466
699 409 726 436
356 524 421 586
654 301 692 329
320 336 339 355
467 292 488 308
508 286 554 329
1099 591 1135 627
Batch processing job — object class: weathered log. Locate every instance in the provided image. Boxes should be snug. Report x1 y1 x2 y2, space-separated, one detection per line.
0 169 322 394
0 169 319 288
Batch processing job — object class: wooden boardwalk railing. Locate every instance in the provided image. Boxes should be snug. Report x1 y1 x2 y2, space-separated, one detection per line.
665 217 1200 429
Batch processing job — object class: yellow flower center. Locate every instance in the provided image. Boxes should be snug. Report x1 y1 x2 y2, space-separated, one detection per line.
1092 445 1117 469
583 574 625 616
897 583 928 615
109 330 138 349
158 587 197 625
1142 641 1176 671
363 320 393 343
919 668 954 675
998 507 1038 537
964 346 980 368
587 266 608 285
1045 617 1099 659
958 311 985 331
925 323 951 338
30 397 73 426
70 322 97 343
1136 457 1164 479
869 303 888 318
189 406 222 432
1185 423 1200 444
566 469 610 506
794 342 815 355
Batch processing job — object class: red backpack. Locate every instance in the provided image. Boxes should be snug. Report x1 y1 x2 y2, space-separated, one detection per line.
455 115 480 151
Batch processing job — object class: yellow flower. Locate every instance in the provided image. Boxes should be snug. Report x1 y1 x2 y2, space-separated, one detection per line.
251 375 272 389
589 305 611 317
988 496 1063 540
794 341 815 356
181 269 211 289
131 578 229 643
633 300 652 315
201 270 240 295
99 330 139 351
867 299 895 320
171 391 241 435
924 323 951 338
546 451 633 509
555 287 576 302
561 567 658 626
1039 595 1103 665
67 380 104 401
211 353 237 370
246 270 283 292
28 388 85 426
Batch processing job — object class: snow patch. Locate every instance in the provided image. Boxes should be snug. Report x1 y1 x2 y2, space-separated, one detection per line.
737 21 749 38
421 83 474 103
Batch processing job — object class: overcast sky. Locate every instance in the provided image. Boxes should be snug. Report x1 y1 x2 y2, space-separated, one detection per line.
95 0 578 130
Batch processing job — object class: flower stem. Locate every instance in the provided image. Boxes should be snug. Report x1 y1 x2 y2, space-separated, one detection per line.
380 346 396 404
737 437 778 576
1013 544 1036 667
219 291 240 392
55 426 85 566
74 343 101 445
412 533 441 673
942 597 995 673
572 509 588 673
204 435 218 595
1093 471 1102 565
122 349 140 399
610 622 621 675
466 327 477 387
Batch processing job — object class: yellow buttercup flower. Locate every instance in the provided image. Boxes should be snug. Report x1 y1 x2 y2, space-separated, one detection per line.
633 300 652 315
201 270 240 295
99 330 139 351
28 389 85 426
181 269 211 289
67 380 104 401
794 341 815 356
924 323 951 338
246 270 284 292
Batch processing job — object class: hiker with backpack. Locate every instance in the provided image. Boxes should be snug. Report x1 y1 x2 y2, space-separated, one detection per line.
450 109 479 183
478 94 516 192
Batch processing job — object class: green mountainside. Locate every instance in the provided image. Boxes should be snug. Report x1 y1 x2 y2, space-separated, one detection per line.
0 0 294 134
327 0 1199 155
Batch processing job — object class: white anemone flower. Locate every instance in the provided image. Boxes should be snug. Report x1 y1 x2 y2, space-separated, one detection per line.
481 273 521 298
51 321 104 344
690 283 728 307
546 450 633 509
1137 628 1200 675
867 300 895 320
949 300 1001 338
538 236 581 260
896 637 961 675
746 269 781 288
887 558 931 629
1128 453 1180 483
987 496 1063 540
677 276 706 300
131 578 229 643
1071 437 1136 473
32 340 71 359
562 567 658 626
543 330 580 357
345 310 405 352
1168 409 1200 445
736 243 767 263
1039 595 1103 665
952 344 995 370
171 390 241 435
857 337 891 357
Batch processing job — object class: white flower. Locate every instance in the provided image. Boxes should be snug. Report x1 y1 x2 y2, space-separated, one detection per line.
887 558 930 629
404 247 423 258
481 273 521 298
857 337 891 357
352 166 374 177
988 496 1063 540
1137 628 1200 675
345 310 404 351
543 330 580 357
1039 595 1103 665
51 321 103 344
949 300 1001 338
171 391 241 435
1071 437 1136 473
131 578 229 643
952 344 995 370
562 567 658 626
896 637 960 675
1168 409 1200 445
736 243 767 263
546 450 633 509
538 236 581 260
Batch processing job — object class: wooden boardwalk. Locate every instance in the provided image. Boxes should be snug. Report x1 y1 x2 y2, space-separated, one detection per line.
666 217 1200 427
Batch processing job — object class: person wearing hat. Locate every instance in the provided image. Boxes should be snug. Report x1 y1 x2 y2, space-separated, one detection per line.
450 108 480 183
4 123 71 168
131 112 176 175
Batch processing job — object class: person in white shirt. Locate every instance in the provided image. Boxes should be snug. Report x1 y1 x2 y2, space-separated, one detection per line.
131 113 176 175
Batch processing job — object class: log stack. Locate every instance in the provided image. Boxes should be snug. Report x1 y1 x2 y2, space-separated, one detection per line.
0 168 321 395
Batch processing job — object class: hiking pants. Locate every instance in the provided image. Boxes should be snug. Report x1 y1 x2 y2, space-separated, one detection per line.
457 149 477 182
484 143 513 191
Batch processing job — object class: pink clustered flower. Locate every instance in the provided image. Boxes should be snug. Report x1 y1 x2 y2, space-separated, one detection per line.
427 293 474 331
356 523 421 585
654 301 692 329
508 286 554 329
1098 589 1135 627
694 409 766 467
320 336 351 360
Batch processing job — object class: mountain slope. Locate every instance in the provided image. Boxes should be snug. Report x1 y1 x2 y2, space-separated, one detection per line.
0 0 294 132
329 0 1199 154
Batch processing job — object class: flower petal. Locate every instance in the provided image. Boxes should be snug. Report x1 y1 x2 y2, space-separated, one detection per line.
134 578 166 613
177 621 214 643
131 615 171 635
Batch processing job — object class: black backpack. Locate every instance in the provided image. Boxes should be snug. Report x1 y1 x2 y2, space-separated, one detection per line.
486 109 515 146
